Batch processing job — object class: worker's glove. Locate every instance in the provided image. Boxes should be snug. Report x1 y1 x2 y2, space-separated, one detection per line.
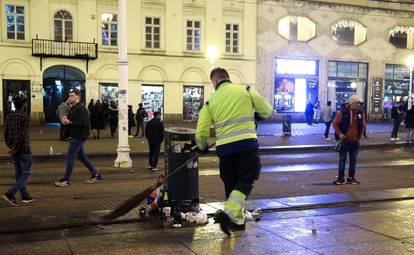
254 112 265 122
191 146 209 154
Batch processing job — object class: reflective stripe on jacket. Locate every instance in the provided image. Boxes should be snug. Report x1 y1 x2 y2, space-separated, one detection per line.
196 82 272 150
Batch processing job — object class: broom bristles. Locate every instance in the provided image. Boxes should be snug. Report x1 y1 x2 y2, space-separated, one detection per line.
101 181 163 221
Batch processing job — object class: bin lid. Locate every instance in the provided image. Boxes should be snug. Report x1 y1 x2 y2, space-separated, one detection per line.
165 127 196 135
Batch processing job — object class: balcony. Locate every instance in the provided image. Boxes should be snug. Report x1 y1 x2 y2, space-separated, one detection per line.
32 38 98 71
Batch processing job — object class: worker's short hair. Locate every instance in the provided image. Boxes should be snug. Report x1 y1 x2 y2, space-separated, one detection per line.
210 67 230 80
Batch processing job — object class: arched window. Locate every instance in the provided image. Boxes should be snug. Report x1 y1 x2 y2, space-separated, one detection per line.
278 16 316 41
54 10 73 41
389 26 414 49
331 19 366 46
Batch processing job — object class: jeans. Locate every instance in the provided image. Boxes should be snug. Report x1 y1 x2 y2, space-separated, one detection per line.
148 142 161 168
64 138 97 181
219 149 261 198
407 128 414 142
7 154 32 198
324 121 331 138
391 119 401 138
338 141 360 179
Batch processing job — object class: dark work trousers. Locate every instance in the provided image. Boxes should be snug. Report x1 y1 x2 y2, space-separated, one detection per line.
148 142 161 168
324 121 331 138
391 119 401 138
338 140 360 179
219 149 261 199
110 120 117 137
135 120 145 137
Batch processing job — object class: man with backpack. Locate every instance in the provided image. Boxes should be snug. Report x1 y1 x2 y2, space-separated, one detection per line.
332 95 366 185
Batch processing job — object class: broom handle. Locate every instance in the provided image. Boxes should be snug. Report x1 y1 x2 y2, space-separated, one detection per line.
163 143 215 182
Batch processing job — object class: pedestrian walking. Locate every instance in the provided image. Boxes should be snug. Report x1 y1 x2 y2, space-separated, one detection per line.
322 101 333 140
54 89 102 187
128 105 135 137
134 103 147 137
108 100 118 138
405 106 414 143
145 111 164 171
332 95 366 185
390 101 403 141
196 67 272 235
3 95 34 206
101 99 109 125
57 98 71 141
360 102 368 138
87 99 94 112
305 101 314 125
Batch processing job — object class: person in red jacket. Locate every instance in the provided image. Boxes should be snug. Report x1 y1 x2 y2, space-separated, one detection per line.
332 95 366 185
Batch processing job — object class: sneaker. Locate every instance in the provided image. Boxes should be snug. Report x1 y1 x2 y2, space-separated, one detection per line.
128 135 134 138
86 174 102 184
214 210 231 236
346 178 360 185
54 178 70 187
229 222 246 231
3 193 18 206
395 137 401 141
325 137 331 140
21 196 35 204
147 165 153 169
390 138 396 141
333 178 346 185
152 167 158 171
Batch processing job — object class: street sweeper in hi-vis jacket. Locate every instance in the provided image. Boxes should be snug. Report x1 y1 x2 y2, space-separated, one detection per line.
195 67 273 235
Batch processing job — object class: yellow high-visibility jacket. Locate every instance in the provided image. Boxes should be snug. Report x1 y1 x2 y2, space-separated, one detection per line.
196 81 272 151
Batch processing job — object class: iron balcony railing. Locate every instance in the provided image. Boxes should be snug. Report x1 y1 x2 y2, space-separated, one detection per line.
32 38 98 60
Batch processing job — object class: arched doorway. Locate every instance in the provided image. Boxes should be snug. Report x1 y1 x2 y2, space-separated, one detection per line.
43 65 86 123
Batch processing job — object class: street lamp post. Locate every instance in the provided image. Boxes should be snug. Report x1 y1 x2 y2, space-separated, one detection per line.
114 0 132 168
406 56 414 110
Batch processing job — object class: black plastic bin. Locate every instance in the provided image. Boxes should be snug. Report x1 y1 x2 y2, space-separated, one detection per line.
164 127 199 212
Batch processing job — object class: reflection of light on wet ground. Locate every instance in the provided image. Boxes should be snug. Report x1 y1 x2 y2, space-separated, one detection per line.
199 159 414 176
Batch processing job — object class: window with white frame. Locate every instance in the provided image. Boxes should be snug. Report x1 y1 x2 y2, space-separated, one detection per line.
54 10 73 41
101 13 117 46
225 23 239 53
145 17 160 49
5 5 25 40
186 20 201 51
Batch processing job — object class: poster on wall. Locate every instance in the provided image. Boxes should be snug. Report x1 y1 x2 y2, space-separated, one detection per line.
372 78 383 114
141 85 164 120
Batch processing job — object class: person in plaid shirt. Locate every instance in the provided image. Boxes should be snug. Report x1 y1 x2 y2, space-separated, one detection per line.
3 95 34 206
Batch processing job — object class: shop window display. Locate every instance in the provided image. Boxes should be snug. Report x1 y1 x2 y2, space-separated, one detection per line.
100 83 118 102
183 86 204 121
384 64 410 119
141 85 164 120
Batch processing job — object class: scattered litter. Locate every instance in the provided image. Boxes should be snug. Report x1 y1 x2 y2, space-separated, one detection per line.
180 211 208 224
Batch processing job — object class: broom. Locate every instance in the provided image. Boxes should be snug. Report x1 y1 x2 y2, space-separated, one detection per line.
101 143 215 222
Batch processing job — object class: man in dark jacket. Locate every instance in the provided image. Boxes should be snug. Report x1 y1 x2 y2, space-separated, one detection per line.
405 106 414 143
54 89 102 187
3 95 34 206
145 111 164 171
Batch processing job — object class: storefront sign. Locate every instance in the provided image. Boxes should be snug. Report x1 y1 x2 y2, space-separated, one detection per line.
372 78 383 114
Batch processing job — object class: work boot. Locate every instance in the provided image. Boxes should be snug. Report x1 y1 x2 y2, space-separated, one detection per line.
214 210 231 236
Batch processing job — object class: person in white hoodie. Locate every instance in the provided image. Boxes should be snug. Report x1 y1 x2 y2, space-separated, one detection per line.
322 101 333 140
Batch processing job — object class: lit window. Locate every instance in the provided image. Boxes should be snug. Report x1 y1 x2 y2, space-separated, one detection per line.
225 23 239 53
101 13 117 46
6 5 25 40
145 17 161 49
186 20 201 51
331 19 367 46
54 10 73 41
278 16 316 41
389 26 414 49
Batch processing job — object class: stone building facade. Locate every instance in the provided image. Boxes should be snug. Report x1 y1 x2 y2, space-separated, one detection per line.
0 0 257 125
257 0 414 120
